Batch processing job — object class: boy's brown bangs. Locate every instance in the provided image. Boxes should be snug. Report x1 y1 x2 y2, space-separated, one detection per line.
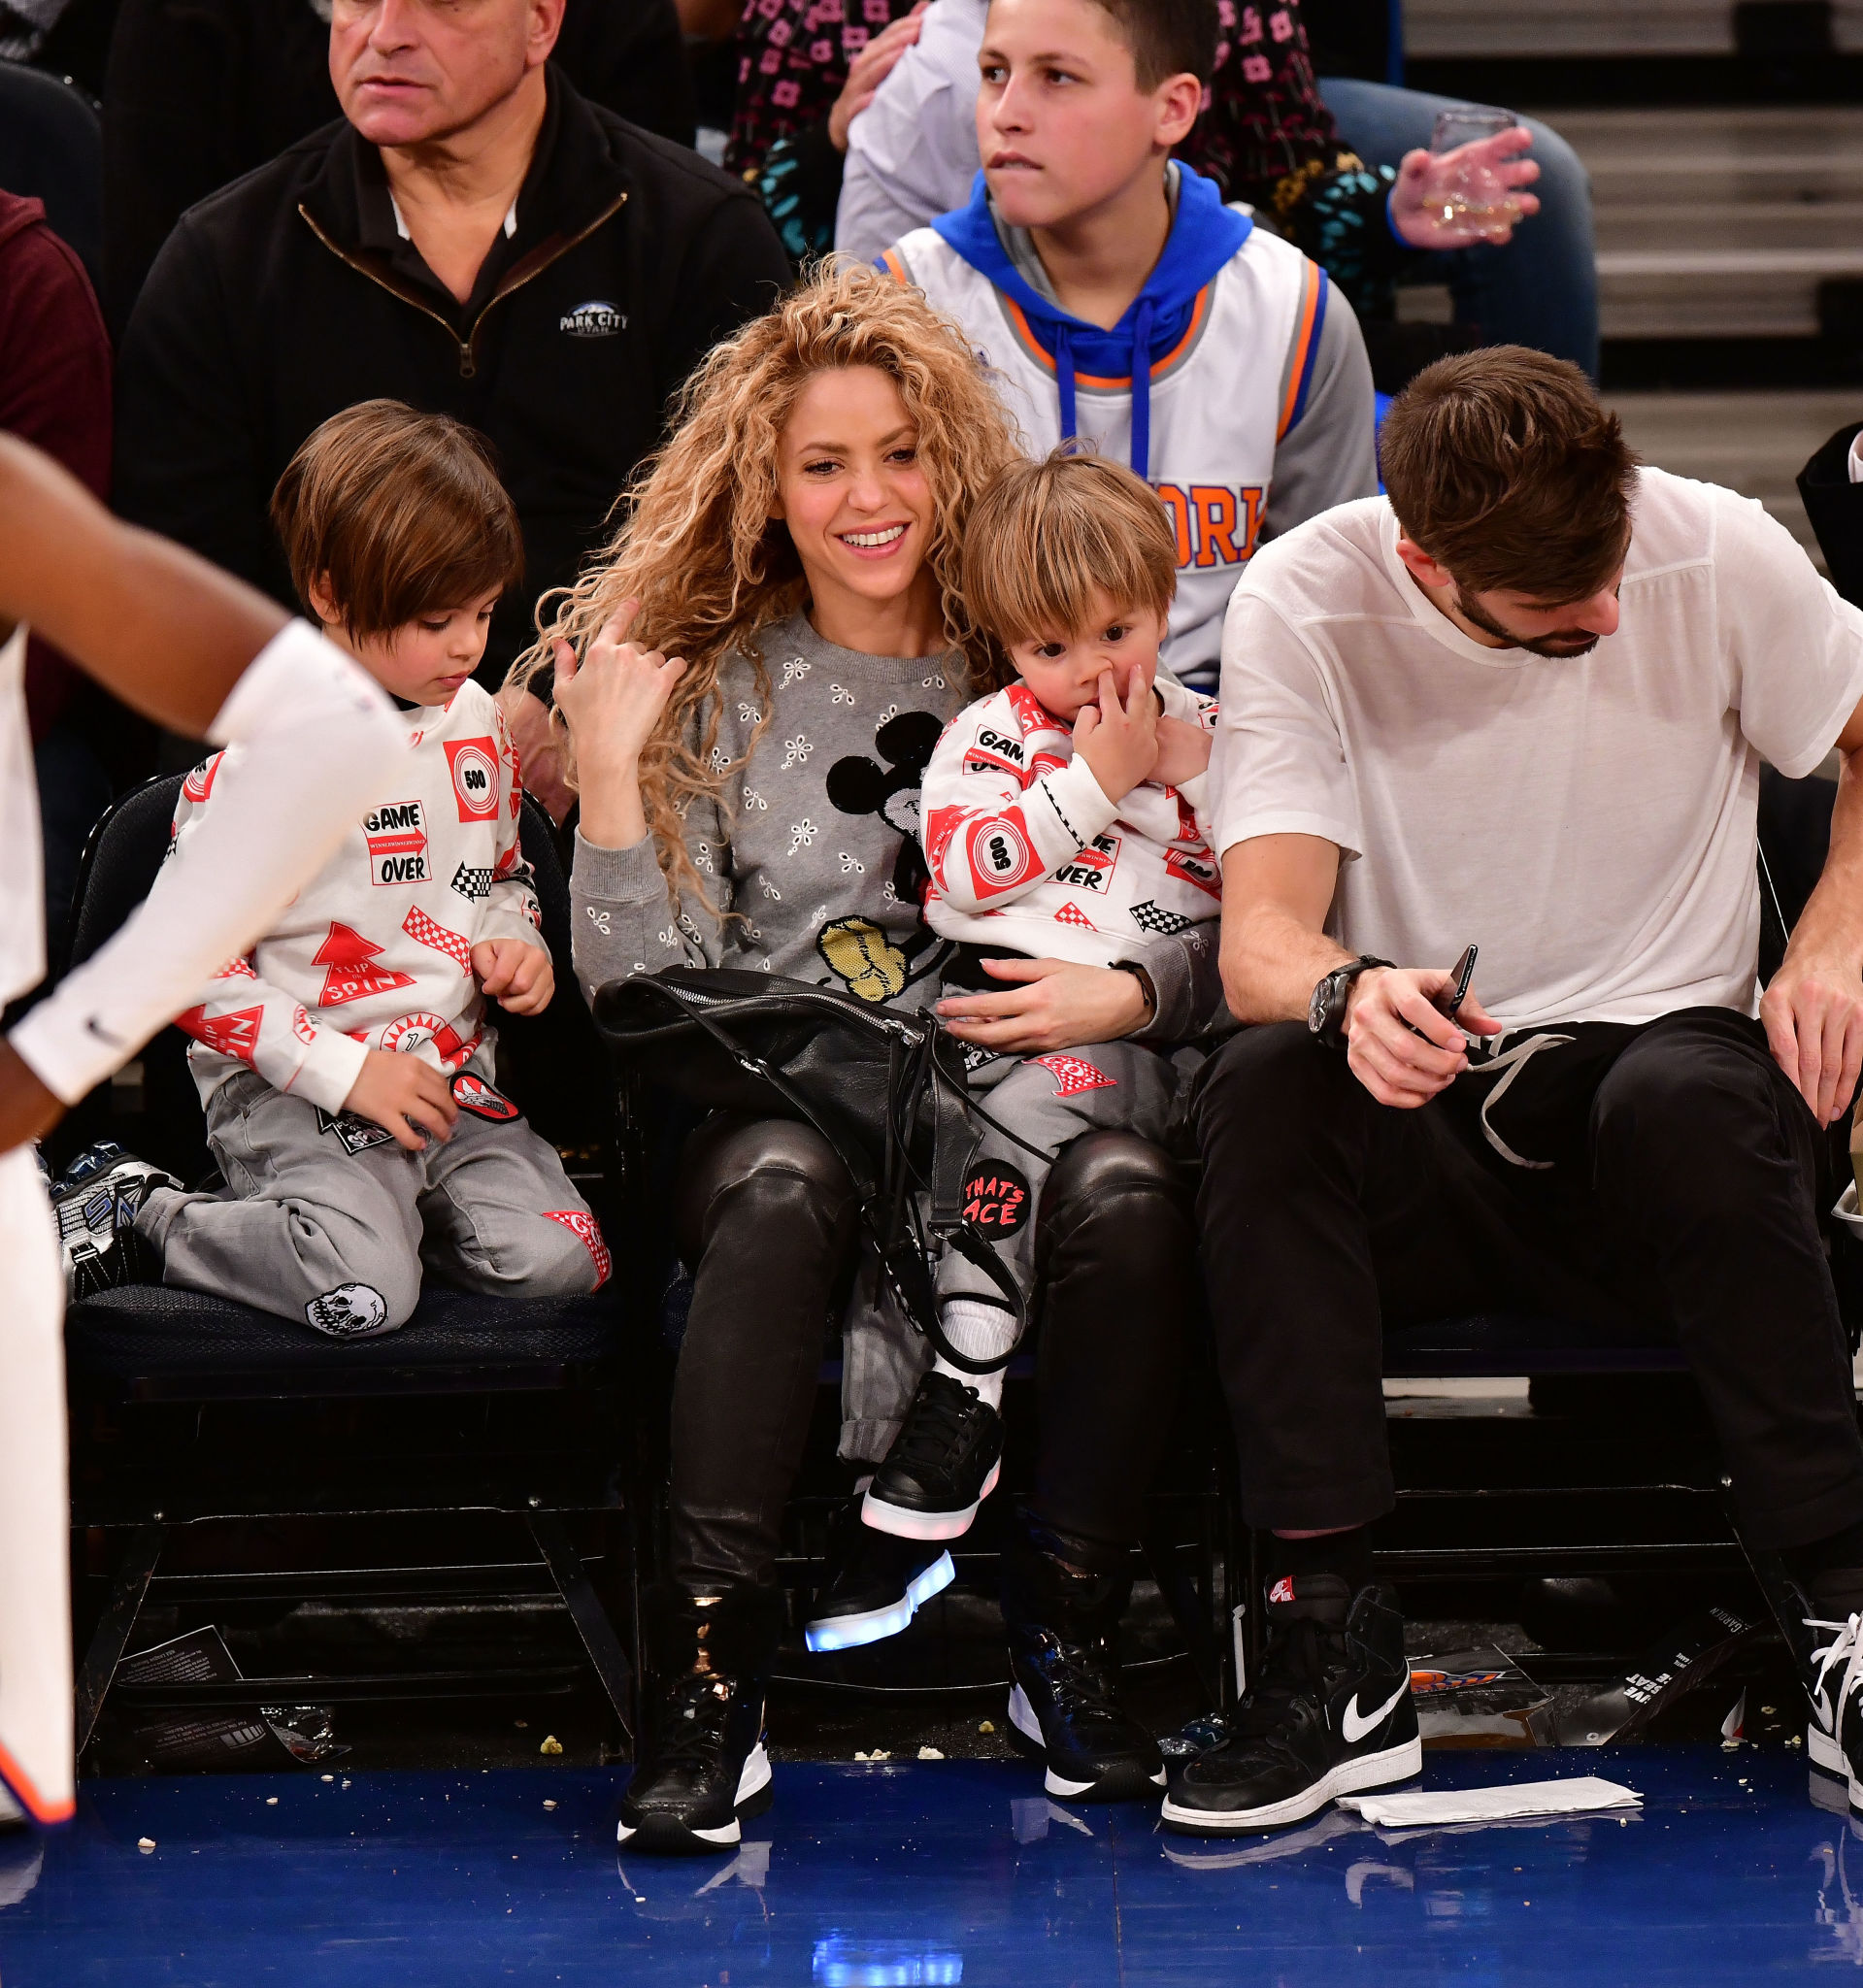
963 450 1178 648
271 400 524 640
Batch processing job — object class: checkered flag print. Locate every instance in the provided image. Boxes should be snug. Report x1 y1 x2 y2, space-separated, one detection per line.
1130 899 1194 936
402 906 473 973
1053 901 1098 931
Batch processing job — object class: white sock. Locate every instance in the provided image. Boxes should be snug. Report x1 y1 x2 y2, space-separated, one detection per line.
933 1299 1017 1411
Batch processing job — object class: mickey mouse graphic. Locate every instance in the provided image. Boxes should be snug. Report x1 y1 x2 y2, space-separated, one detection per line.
815 709 949 1001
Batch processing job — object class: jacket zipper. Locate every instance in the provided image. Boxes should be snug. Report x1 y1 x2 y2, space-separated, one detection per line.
297 189 629 381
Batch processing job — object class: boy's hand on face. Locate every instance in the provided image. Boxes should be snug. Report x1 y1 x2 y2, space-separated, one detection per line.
472 938 554 1016
343 1048 458 1150
1150 713 1212 789
1072 668 1158 803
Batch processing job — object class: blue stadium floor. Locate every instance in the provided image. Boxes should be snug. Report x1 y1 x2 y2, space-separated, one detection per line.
2 1748 1858 1984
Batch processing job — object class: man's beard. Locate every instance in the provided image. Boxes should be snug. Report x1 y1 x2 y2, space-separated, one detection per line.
1451 586 1601 659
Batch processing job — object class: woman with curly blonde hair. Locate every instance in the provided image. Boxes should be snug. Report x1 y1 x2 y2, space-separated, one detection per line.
528 264 1214 1854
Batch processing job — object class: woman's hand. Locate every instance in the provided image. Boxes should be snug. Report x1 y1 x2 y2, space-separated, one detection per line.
936 957 1149 1053
552 597 687 849
1150 713 1212 789
1389 127 1541 249
828 2 928 150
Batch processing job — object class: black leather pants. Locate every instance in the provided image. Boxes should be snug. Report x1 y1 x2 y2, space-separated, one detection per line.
668 1113 1194 1590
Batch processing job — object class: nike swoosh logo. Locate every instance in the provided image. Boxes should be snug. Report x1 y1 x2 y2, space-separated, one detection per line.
1341 1677 1410 1744
1813 1693 1837 1733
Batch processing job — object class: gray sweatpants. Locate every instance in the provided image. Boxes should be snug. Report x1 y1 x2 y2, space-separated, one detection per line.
938 1040 1182 1337
136 1069 606 1337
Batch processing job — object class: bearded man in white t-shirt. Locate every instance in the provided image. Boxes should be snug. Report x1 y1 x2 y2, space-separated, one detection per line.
1163 348 1863 1840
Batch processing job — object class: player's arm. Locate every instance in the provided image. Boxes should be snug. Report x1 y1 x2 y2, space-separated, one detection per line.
0 439 407 1152
0 435 283 733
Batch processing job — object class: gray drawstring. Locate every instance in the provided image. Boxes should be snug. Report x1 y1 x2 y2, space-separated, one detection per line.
1470 1031 1575 1170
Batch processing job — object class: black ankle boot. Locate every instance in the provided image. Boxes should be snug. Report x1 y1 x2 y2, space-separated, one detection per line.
1000 1508 1164 1803
617 1583 783 1855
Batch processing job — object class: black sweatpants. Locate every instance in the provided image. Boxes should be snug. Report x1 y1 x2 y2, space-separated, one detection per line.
1190 1009 1863 1550
667 1114 1195 1590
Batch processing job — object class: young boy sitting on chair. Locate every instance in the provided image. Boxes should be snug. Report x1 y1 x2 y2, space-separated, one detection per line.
58 401 609 1333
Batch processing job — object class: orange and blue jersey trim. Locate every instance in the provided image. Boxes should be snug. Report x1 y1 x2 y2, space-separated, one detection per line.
999 285 1212 388
0 1738 74 1825
878 248 912 287
1277 260 1328 441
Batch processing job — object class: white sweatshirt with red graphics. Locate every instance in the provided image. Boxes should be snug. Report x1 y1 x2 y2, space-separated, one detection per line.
921 678 1222 968
170 681 543 1114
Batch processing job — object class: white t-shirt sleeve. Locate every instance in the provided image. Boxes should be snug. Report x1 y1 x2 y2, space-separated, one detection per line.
1713 487 1863 779
1211 588 1364 863
835 0 983 263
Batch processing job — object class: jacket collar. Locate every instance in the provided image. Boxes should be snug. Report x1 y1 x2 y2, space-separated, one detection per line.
298 66 626 308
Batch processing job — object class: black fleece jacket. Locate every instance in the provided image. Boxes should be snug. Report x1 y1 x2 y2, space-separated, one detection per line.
114 71 790 684
101 0 700 335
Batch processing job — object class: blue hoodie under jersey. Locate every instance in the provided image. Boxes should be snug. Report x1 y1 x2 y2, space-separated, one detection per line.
929 162 1274 480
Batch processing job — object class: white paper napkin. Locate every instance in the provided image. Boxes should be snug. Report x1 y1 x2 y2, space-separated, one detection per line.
1337 1775 1642 1828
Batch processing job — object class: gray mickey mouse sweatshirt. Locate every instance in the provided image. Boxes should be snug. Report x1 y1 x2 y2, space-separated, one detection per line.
569 611 1226 1036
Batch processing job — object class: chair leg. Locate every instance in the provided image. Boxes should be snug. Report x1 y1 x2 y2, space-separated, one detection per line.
1141 1526 1223 1708
73 1523 164 1760
527 1506 635 1755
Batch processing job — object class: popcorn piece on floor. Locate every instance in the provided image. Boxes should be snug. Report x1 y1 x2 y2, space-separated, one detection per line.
137 1838 156 1853
540 1736 563 1756
917 1746 945 1760
265 1797 278 1806
543 1799 558 1810
321 1774 334 1783
979 1721 995 1735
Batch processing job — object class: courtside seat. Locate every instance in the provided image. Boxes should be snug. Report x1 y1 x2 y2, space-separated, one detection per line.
52 774 649 1761
65 1282 629 1403
1382 1312 1684 1378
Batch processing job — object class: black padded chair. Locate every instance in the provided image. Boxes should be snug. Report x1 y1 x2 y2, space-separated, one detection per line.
0 61 102 289
59 777 646 1762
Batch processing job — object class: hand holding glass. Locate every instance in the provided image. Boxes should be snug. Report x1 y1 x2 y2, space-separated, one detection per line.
1387 108 1541 250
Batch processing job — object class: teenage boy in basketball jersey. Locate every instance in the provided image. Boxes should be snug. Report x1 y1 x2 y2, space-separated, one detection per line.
878 0 1377 693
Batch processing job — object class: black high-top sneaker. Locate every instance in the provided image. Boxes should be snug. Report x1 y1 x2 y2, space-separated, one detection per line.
1000 1508 1164 1803
804 1497 954 1651
861 1370 1004 1541
50 1142 179 1302
1161 1574 1419 1836
1749 1558 1860 1780
617 1584 783 1855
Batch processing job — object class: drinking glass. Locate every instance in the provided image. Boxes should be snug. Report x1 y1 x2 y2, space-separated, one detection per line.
1427 106 1524 241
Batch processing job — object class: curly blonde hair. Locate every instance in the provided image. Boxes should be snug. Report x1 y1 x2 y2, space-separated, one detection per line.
508 261 1022 919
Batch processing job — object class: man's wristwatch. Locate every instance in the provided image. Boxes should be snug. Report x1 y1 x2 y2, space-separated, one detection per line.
1308 956 1393 1051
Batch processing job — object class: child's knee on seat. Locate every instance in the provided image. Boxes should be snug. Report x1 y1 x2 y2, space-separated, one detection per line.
519 1206 610 1297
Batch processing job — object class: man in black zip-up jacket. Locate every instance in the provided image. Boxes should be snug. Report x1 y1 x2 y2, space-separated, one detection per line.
114 20 788 773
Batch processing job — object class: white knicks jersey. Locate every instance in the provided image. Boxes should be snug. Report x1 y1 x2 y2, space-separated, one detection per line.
922 678 1221 969
882 224 1326 686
